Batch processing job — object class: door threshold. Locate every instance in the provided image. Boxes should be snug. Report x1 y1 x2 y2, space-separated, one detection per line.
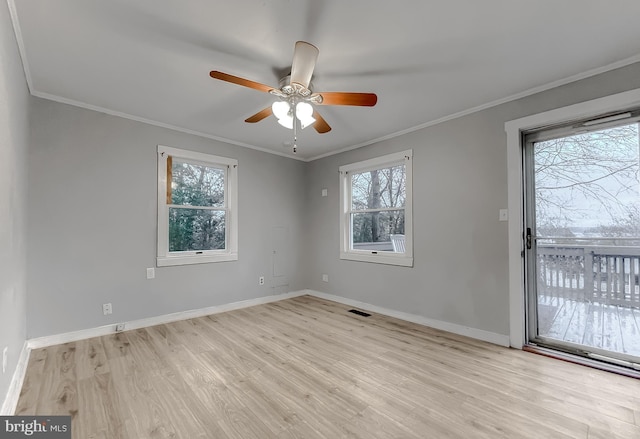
523 344 640 380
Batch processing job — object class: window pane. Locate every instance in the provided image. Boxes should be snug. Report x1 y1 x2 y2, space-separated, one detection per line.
169 208 225 251
534 123 640 239
351 165 405 211
351 210 405 251
171 159 225 207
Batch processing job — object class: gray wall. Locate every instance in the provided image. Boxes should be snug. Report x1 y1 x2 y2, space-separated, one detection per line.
0 1 29 409
304 62 640 337
17 37 640 347
26 99 307 338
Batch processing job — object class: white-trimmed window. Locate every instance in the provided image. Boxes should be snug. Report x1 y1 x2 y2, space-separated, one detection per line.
157 145 238 266
339 150 413 267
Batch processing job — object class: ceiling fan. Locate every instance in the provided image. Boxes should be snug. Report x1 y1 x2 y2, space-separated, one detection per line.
209 41 377 152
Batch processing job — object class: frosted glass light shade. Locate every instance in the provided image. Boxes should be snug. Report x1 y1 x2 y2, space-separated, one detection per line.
272 101 290 120
277 116 294 129
296 102 316 129
272 100 315 129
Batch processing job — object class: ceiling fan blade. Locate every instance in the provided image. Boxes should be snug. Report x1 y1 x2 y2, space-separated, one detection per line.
210 71 274 93
245 106 273 123
317 92 378 107
313 110 331 133
290 41 319 88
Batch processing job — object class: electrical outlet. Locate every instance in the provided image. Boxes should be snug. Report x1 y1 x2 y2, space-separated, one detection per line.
116 323 126 332
259 276 265 285
146 267 155 279
2 347 7 374
322 274 329 282
102 303 112 315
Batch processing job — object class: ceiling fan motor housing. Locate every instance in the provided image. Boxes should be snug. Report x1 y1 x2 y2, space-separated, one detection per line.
275 75 314 98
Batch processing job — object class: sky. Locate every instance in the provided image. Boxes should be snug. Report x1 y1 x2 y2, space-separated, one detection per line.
534 123 640 230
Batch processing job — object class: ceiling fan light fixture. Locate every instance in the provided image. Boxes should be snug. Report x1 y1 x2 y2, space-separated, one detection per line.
296 101 316 129
299 116 316 130
272 100 294 128
272 101 290 120
277 114 294 129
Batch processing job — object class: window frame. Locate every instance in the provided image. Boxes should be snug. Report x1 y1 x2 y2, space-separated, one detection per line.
339 149 413 267
157 145 238 267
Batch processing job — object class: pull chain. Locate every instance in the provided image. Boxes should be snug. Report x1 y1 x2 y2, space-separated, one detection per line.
292 101 298 154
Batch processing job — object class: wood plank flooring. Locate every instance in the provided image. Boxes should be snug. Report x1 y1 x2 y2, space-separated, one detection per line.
15 295 640 438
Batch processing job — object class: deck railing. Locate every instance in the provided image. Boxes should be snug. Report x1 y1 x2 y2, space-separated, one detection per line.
537 243 640 308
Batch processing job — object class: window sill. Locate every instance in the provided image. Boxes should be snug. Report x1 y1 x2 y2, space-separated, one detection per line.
157 253 238 267
340 252 413 267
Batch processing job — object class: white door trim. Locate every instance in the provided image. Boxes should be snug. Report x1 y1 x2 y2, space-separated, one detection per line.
505 88 640 349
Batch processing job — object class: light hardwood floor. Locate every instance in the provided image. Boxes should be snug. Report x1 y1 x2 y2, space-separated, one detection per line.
15 295 640 438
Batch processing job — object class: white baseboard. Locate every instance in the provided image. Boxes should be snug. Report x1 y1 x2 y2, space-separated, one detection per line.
27 290 307 350
1 341 30 415
305 290 510 347
25 288 509 351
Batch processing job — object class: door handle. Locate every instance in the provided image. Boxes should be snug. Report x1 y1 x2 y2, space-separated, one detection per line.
526 227 532 250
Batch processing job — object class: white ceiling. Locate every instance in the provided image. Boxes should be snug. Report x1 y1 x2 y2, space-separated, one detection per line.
9 0 640 160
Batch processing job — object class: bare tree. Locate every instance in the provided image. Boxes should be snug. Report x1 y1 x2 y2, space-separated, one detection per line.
369 170 381 241
351 164 406 243
169 160 225 251
534 124 639 233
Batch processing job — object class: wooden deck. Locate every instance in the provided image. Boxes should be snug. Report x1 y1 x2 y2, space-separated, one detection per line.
537 295 640 358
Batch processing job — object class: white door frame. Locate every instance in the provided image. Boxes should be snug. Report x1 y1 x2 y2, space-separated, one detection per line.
505 88 640 349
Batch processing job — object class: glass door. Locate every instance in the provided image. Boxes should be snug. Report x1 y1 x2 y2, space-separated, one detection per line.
525 113 640 369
